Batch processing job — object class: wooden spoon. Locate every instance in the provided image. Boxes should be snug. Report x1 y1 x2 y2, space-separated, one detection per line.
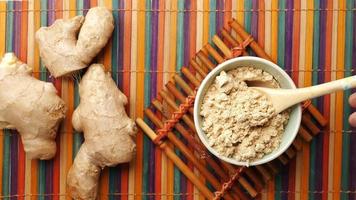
251 76 356 114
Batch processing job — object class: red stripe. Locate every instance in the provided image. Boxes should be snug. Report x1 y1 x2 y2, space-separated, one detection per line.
322 1 333 199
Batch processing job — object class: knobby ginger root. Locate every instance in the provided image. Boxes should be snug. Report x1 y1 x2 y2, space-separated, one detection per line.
36 7 114 77
67 64 137 200
0 53 66 160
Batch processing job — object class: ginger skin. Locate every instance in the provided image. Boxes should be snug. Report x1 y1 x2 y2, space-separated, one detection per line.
36 7 114 78
67 64 137 200
0 53 66 160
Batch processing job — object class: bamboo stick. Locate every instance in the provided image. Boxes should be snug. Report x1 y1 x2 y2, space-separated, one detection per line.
265 161 279 175
149 101 251 200
212 35 233 58
136 118 215 200
298 125 313 142
196 51 215 70
181 67 201 87
292 136 303 150
221 162 257 197
307 104 328 126
204 43 224 64
302 113 321 135
255 165 272 181
285 147 296 159
278 154 289 165
190 59 208 77
244 167 265 191
221 28 239 47
156 92 196 131
144 109 238 200
173 75 195 95
164 83 194 114
229 19 272 61
165 79 264 197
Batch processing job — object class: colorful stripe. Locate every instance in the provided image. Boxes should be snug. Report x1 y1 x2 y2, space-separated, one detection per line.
0 1 355 199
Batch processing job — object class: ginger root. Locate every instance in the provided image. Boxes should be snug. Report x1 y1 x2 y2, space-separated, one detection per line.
67 64 137 200
0 53 66 159
36 7 114 77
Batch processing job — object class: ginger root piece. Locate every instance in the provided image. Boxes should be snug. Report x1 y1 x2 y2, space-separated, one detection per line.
67 64 137 200
0 53 66 160
36 7 114 77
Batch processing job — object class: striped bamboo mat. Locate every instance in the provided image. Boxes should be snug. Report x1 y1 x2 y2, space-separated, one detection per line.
0 0 355 200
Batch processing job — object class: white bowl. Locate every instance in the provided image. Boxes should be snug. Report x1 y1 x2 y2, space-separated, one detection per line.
193 56 302 166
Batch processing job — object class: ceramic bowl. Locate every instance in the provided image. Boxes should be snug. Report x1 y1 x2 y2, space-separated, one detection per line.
193 56 302 166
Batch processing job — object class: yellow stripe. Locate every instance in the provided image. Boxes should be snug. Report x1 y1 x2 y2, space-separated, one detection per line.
236 0 244 26
135 0 146 199
0 2 6 56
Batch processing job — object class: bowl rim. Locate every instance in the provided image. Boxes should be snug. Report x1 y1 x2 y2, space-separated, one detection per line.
193 56 302 166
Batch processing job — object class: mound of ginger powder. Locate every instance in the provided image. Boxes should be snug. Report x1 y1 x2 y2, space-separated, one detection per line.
200 67 290 163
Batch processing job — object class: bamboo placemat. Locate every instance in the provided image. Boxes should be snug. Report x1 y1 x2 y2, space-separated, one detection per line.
0 1 355 200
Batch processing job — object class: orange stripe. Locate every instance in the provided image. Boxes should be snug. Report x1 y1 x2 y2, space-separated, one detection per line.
224 0 232 29
202 0 209 45
17 2 28 200
90 0 97 7
167 1 178 199
292 0 300 83
0 2 6 56
100 168 109 200
257 0 265 48
135 0 146 199
65 3 76 200
333 1 346 200
270 0 278 63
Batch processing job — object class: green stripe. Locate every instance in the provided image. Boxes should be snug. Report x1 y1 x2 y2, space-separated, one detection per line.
173 1 185 199
3 2 13 199
109 1 120 199
277 0 285 69
38 1 48 199
2 130 10 199
5 1 13 53
208 0 216 43
244 0 252 33
309 1 320 199
142 0 152 199
72 0 84 160
274 1 286 200
111 0 119 83
341 0 354 199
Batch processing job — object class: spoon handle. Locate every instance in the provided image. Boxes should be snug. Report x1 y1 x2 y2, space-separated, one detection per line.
270 75 356 113
297 75 356 100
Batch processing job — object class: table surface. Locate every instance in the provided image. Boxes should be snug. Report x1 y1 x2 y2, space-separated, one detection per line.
0 0 355 200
